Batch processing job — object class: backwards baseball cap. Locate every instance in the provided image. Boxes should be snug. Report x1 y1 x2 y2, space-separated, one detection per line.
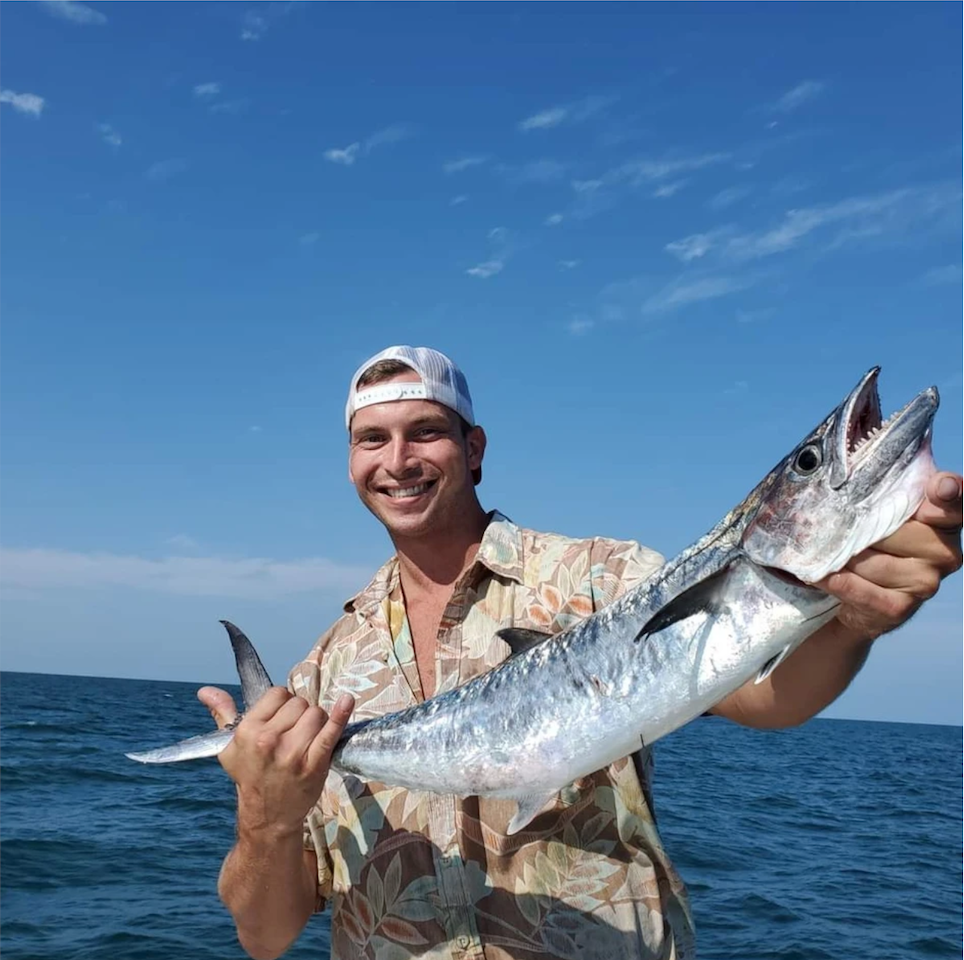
345 345 476 430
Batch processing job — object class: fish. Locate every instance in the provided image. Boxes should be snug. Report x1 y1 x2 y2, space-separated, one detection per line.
127 367 939 835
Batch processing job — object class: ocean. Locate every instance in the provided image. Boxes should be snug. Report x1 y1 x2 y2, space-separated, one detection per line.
1 671 960 960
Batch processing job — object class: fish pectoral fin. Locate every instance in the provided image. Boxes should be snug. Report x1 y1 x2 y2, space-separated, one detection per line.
507 791 560 835
221 620 274 711
125 727 234 764
634 565 731 641
496 627 554 658
754 644 794 684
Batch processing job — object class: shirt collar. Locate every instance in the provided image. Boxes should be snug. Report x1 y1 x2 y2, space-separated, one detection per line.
344 510 525 616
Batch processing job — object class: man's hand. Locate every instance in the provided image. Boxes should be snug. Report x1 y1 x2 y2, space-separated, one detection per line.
197 685 354 836
817 471 963 640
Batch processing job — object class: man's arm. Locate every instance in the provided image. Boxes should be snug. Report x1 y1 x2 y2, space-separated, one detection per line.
198 686 354 960
713 471 963 729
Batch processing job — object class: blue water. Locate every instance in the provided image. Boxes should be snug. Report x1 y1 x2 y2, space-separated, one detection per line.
1 671 961 960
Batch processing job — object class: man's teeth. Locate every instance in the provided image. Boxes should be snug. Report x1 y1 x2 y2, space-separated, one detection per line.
385 483 431 498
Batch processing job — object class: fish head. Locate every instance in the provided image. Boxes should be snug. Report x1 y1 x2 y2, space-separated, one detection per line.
742 367 939 583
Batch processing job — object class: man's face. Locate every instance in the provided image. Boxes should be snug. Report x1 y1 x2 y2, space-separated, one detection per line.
348 371 485 540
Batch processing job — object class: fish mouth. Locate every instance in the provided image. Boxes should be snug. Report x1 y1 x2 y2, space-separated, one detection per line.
830 368 939 490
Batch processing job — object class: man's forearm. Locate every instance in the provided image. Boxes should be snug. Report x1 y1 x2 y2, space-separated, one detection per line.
712 619 874 729
218 814 318 960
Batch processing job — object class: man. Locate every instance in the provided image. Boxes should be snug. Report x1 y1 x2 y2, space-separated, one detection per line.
200 346 962 960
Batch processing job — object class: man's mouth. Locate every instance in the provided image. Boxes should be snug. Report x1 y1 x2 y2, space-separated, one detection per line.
381 480 437 499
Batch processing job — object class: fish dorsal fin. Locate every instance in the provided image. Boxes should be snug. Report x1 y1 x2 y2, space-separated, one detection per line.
507 790 560 835
635 565 731 642
221 620 274 711
496 627 554 658
754 644 794 684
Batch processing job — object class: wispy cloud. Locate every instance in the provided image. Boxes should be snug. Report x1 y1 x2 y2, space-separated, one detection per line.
36 0 106 25
466 260 504 279
567 317 594 336
518 95 615 132
567 153 730 220
0 547 368 601
497 159 568 185
443 156 488 174
642 275 755 314
449 195 468 207
97 122 121 147
144 159 188 182
240 10 268 40
664 231 728 262
724 185 956 260
324 124 413 166
299 232 320 245
165 534 201 554
465 227 515 279
209 99 250 115
708 185 752 210
771 80 826 114
1 90 45 117
558 260 581 270
652 180 686 199
736 307 776 324
921 264 962 286
324 143 360 166
545 213 564 226
193 82 221 99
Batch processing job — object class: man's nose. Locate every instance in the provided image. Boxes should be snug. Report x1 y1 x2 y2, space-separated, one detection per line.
384 438 419 477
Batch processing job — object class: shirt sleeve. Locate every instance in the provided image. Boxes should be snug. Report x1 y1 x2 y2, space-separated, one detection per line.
589 536 665 612
287 647 336 912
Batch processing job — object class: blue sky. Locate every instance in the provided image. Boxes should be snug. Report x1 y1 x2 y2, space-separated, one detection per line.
1 1 961 724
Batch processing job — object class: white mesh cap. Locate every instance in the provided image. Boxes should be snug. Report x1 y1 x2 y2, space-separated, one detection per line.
345 345 476 429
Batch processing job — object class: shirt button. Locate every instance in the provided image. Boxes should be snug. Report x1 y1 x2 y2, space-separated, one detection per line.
457 936 470 949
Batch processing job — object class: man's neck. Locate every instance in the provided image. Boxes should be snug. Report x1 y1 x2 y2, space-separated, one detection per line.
392 507 491 596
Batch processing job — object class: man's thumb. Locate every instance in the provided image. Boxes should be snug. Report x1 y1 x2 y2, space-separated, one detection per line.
197 686 239 729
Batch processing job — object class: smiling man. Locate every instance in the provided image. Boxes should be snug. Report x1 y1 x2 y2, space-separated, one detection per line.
200 345 962 960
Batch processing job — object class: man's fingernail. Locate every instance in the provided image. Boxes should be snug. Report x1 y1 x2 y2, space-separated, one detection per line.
938 477 960 501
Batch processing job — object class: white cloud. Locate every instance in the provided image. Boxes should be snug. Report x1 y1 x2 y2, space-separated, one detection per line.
443 156 488 174
725 189 923 260
664 230 731 262
736 307 775 324
324 124 413 166
145 159 188 182
568 317 594 336
642 275 755 314
518 95 614 132
619 153 730 184
241 10 268 40
487 226 508 243
98 122 121 147
36 0 106 25
772 80 826 113
449 195 468 206
466 260 503 279
652 180 686 198
558 260 580 270
324 143 361 166
0 547 368 601
498 159 568 185
299 232 320 245
0 90 45 117
921 264 962 286
519 106 568 131
708 185 752 210
209 99 249 115
193 82 221 99
545 213 564 226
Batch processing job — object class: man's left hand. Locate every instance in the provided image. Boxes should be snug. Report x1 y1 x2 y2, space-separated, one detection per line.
817 471 963 640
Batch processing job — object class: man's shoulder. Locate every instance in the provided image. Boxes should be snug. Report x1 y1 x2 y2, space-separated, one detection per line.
513 520 664 573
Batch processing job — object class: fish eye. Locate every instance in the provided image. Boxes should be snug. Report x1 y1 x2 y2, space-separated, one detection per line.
794 444 823 475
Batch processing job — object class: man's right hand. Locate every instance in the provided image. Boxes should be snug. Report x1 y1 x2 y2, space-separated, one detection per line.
197 685 355 836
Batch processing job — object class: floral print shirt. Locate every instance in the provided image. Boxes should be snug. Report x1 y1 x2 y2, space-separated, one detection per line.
288 512 695 960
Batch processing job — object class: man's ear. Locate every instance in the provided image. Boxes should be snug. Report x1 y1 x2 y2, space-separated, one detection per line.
467 425 486 472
